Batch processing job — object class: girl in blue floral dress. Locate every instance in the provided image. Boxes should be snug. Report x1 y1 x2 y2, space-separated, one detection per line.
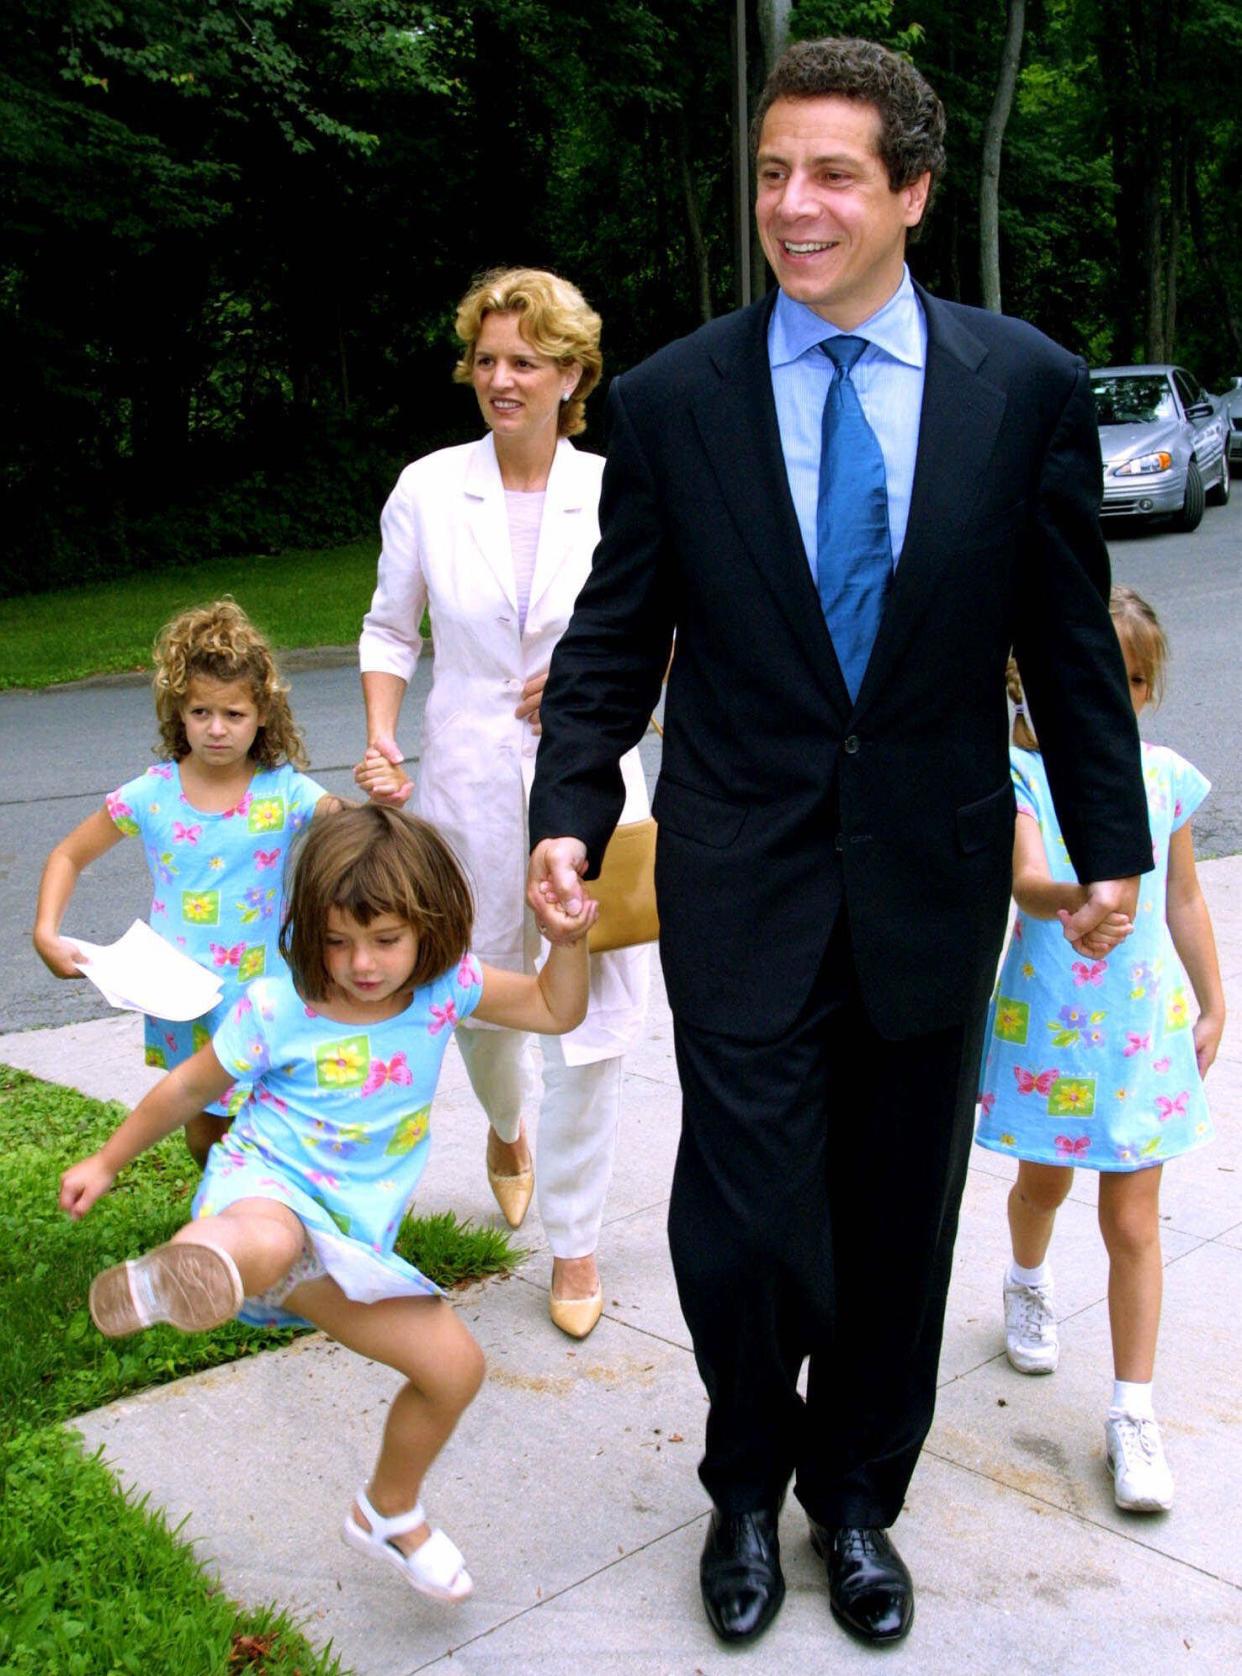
34 600 331 1161
60 803 598 1605
976 587 1225 1514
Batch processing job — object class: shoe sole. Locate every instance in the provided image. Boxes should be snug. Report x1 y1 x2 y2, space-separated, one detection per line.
89 1243 244 1337
1005 1347 1059 1375
1106 1451 1173 1513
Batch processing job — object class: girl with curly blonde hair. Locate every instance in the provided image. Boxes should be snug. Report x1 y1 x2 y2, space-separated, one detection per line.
35 599 335 1162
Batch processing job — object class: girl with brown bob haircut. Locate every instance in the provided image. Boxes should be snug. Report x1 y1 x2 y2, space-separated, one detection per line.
60 803 598 1606
281 804 475 998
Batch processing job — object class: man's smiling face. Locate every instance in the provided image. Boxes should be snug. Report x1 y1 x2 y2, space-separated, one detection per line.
755 95 930 331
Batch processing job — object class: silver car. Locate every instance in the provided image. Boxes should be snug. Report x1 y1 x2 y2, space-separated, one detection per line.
1219 376 1242 473
1091 363 1231 531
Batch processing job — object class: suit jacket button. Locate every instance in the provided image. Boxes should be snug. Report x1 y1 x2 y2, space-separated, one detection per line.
843 735 861 755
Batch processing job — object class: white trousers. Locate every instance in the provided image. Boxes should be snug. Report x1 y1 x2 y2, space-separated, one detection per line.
454 1026 623 1258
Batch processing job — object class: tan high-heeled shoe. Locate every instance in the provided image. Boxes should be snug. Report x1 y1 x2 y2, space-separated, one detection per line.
486 1131 533 1228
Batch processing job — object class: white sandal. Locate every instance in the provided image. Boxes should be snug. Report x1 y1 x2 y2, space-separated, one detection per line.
341 1486 473 1602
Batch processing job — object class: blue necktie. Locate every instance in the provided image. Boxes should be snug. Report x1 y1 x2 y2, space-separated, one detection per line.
816 335 893 702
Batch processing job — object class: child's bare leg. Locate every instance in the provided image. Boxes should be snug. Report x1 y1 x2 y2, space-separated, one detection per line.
184 1110 231 1167
172 1198 305 1295
288 1279 485 1556
1008 1160 1073 1267
1098 1166 1163 1382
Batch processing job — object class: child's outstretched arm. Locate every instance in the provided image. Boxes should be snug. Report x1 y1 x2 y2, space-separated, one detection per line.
1165 820 1226 1078
1010 813 1133 956
33 809 125 978
59 1044 234 1220
473 895 598 1036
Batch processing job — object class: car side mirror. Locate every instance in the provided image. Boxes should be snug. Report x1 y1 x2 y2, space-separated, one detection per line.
1186 400 1213 418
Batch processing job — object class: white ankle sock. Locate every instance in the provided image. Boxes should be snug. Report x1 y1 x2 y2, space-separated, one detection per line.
1009 1259 1049 1289
1111 1379 1154 1418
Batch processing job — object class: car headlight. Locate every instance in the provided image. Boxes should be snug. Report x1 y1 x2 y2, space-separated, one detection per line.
1112 452 1172 476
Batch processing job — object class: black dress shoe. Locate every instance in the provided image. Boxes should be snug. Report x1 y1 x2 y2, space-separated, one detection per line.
700 1506 786 1643
809 1522 914 1644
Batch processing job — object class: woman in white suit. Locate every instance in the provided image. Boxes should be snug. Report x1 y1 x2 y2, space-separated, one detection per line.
356 268 649 1338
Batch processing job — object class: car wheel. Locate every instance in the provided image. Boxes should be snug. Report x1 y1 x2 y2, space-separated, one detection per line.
1172 459 1204 531
1206 452 1231 505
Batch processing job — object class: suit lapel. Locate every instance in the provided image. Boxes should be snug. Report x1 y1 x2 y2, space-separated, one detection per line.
690 295 853 714
463 435 517 609
854 288 1008 711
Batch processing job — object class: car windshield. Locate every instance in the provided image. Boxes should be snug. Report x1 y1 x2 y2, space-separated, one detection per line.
1091 375 1176 426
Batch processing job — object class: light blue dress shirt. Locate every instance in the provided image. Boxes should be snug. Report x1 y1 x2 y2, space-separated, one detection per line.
768 267 927 572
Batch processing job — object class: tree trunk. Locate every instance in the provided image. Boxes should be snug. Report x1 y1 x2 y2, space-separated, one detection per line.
1186 150 1242 365
979 0 1025 314
1163 124 1185 361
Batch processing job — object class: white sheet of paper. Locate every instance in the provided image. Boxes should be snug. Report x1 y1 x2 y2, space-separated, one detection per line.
71 920 224 1021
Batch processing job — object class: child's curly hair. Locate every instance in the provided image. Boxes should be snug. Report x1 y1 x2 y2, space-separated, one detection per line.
152 599 308 770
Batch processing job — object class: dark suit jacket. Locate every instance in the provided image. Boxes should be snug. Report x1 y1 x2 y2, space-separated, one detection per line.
529 286 1153 1043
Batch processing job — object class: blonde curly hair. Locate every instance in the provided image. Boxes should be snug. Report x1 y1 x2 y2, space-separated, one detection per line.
152 599 308 770
452 267 602 439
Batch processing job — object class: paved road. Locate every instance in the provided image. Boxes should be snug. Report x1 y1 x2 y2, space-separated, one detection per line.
2 490 1237 1034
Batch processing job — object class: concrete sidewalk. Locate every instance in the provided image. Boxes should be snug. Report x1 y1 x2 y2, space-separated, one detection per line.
3 862 1241 1674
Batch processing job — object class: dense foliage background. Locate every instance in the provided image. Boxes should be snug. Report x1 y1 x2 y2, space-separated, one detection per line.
3 0 1238 594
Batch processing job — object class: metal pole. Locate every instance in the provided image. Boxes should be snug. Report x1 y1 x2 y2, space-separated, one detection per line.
730 0 751 307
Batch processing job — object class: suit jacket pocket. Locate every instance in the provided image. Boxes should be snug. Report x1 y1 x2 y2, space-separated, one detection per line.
956 782 1015 855
651 776 748 848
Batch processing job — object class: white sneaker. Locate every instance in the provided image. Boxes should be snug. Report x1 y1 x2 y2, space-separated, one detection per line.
1003 1269 1059 1373
1105 1412 1174 1512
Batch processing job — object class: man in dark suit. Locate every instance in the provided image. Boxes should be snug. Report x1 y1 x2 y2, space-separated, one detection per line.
526 37 1151 1648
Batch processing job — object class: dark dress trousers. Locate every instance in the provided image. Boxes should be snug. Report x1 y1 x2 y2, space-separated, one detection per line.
529 286 1153 1525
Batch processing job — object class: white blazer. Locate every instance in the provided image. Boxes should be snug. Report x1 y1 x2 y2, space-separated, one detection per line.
360 434 650 1065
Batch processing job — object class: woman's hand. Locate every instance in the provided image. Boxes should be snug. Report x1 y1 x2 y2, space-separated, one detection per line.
60 1153 116 1220
34 929 86 979
354 739 413 806
515 668 548 734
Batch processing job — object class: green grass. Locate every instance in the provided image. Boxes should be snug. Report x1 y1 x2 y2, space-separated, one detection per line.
1 1427 346 1675
0 1064 523 1673
0 538 379 690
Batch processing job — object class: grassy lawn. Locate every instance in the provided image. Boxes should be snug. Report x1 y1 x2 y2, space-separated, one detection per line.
0 538 380 691
0 1064 521 1673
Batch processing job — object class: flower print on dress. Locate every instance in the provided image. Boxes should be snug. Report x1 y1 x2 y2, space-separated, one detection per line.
238 885 278 924
1047 1002 1103 1048
1123 1032 1150 1057
248 796 286 834
1047 1076 1095 1117
106 791 141 836
458 955 482 987
148 846 178 883
145 1045 167 1068
978 1091 996 1117
993 997 1029 1044
1128 959 1161 1000
315 1036 370 1090
183 890 220 925
386 1107 431 1155
1165 987 1190 1031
